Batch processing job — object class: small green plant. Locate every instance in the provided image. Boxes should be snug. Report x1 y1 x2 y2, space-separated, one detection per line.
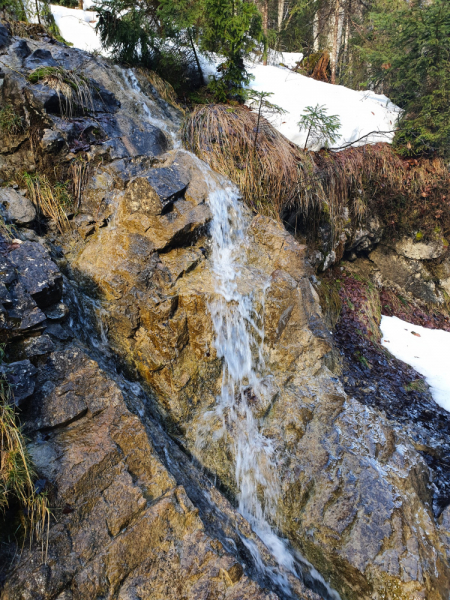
297 103 341 150
405 379 427 393
22 172 72 233
0 104 23 135
246 90 286 149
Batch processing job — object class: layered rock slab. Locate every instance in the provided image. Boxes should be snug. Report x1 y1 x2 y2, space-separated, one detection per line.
67 153 450 600
1 345 281 600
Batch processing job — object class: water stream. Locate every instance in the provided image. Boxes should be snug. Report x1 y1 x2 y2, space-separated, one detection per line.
69 69 340 599
189 159 340 600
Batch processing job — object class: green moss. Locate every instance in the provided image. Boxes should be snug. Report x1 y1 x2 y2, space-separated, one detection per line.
405 379 427 393
415 231 423 241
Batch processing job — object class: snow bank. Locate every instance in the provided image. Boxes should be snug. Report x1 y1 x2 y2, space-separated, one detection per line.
48 8 399 150
246 64 400 150
380 316 450 411
268 51 303 69
198 53 400 150
50 4 103 54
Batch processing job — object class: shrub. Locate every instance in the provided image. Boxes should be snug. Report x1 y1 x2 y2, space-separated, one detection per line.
363 0 450 159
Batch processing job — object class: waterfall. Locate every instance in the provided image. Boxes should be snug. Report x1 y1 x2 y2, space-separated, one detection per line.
195 165 340 600
97 70 339 598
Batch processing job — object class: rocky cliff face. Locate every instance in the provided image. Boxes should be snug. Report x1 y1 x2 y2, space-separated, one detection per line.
1 25 450 600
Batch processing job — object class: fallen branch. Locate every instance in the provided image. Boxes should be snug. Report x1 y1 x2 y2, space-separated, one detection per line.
329 129 397 151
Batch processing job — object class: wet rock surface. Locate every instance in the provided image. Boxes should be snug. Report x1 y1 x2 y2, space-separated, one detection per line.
62 154 449 599
322 264 450 517
1 32 450 600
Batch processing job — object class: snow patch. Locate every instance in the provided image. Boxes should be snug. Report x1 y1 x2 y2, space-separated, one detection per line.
51 4 103 54
380 315 450 411
198 53 400 150
49 10 400 151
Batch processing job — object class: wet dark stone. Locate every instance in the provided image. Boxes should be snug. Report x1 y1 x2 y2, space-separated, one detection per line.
145 167 189 206
44 303 69 322
333 275 450 516
44 322 73 341
23 334 55 358
0 359 37 405
0 24 10 49
24 49 58 70
26 83 61 113
9 39 31 61
8 242 63 308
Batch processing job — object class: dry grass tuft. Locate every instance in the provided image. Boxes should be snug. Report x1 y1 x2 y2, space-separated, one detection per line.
314 144 450 241
182 104 319 218
183 105 450 249
0 375 50 560
28 67 94 118
22 173 72 234
70 156 91 210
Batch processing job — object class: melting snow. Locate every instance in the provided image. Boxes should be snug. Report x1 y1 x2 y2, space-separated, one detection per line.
246 63 400 150
198 52 400 150
380 315 450 411
51 4 103 53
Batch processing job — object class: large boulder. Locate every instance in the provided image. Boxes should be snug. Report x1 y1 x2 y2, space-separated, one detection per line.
1 346 290 600
67 152 450 599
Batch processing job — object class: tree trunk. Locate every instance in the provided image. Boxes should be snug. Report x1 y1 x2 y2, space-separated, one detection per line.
277 0 284 31
331 0 340 84
261 0 268 65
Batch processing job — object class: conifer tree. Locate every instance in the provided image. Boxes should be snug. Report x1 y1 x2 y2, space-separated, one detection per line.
201 0 263 101
364 0 450 158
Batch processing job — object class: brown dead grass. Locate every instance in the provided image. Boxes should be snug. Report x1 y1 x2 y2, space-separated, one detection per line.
184 104 450 248
0 377 50 559
182 104 320 218
22 173 71 234
314 144 450 242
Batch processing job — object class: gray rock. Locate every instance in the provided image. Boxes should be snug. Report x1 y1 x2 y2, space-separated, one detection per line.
45 302 69 322
0 359 37 405
394 237 447 260
0 24 10 49
0 187 36 225
26 82 61 113
347 215 384 254
23 334 55 358
10 39 31 60
8 241 63 308
41 128 65 153
17 229 40 242
370 244 444 304
146 166 189 205
24 49 58 70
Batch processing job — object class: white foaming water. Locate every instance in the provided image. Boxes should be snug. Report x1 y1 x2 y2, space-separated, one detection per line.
194 159 340 599
124 69 181 148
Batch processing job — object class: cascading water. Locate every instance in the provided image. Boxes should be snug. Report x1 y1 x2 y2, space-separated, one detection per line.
193 163 340 600
68 67 339 597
